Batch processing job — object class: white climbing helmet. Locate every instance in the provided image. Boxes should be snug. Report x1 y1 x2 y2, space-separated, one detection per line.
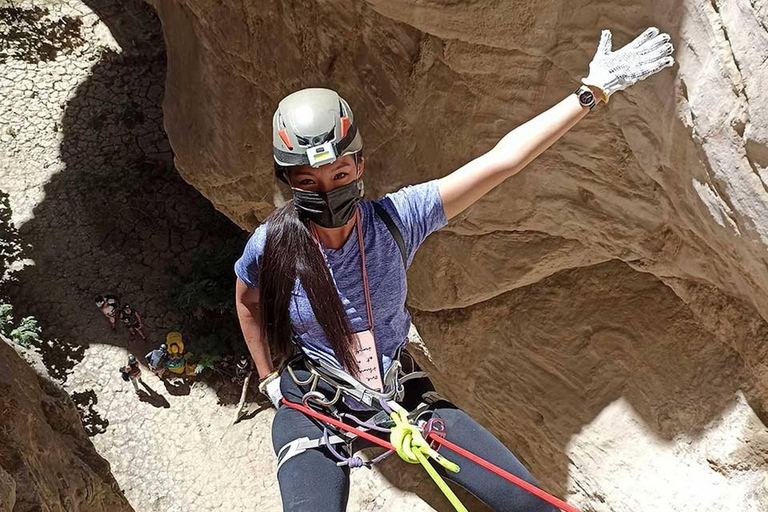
272 88 363 181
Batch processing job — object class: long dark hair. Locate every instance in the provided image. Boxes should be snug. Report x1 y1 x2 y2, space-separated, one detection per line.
259 201 359 374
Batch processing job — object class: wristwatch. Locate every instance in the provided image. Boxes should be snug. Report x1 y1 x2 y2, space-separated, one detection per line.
575 85 597 110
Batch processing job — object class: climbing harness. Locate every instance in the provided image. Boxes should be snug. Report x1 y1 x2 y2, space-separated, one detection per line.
278 352 582 512
281 397 469 512
284 347 428 409
280 393 581 512
277 348 436 469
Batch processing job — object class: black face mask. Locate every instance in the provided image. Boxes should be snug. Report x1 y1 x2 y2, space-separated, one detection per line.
293 179 364 228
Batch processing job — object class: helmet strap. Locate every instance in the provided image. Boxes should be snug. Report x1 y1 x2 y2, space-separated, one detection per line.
353 153 364 197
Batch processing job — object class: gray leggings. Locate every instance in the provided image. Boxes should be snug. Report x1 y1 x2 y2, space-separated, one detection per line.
271 370 559 512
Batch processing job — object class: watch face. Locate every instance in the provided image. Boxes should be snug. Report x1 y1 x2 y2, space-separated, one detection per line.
580 90 594 102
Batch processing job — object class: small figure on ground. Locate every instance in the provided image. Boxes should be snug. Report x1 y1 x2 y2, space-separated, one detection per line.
145 343 168 379
164 332 191 376
95 294 119 330
119 354 143 393
119 303 146 340
234 354 251 384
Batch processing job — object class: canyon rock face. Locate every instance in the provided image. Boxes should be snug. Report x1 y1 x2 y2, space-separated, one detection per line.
148 0 768 510
0 340 132 512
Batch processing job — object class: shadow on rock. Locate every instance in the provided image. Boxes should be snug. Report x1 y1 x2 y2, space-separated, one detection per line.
138 381 170 408
0 4 85 64
70 389 109 436
162 377 190 397
234 402 272 425
6 0 246 393
410 259 766 506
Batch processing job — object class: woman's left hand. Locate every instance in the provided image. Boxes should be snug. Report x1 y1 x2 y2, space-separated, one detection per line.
264 377 283 409
582 27 675 103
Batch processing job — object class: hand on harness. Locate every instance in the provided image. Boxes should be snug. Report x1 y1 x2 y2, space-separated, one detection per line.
259 371 283 408
582 27 674 103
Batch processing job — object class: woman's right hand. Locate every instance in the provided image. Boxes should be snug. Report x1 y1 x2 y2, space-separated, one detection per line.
582 27 675 103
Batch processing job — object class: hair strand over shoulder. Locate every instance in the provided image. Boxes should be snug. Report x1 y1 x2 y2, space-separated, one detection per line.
259 202 359 374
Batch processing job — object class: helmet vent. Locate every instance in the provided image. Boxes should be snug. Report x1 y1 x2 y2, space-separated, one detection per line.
278 129 293 150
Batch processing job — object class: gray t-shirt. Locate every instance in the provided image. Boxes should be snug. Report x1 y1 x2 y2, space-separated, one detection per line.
234 180 447 373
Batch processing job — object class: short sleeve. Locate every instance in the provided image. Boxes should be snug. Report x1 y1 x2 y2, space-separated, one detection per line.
234 224 268 289
381 180 447 265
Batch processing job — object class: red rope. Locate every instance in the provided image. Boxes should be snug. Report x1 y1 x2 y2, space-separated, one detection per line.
281 399 395 451
426 434 581 512
280 399 581 512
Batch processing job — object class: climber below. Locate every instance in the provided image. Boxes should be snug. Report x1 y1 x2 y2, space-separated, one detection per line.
119 303 147 341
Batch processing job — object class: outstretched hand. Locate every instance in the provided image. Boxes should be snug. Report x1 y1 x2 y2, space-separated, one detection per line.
582 27 675 103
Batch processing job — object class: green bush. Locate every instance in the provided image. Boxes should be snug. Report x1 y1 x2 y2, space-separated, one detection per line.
0 302 42 348
192 353 220 375
168 237 247 362
10 315 42 348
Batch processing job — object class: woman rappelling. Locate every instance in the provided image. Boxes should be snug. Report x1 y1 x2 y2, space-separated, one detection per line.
235 26 674 512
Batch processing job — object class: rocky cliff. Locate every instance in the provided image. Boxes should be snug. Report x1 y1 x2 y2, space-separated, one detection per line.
0 340 132 512
146 0 768 509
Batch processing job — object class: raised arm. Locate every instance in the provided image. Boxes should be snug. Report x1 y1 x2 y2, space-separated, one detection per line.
438 27 674 220
438 91 595 220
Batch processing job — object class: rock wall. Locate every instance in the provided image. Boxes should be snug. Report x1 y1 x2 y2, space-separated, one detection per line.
0 340 132 512
146 0 768 510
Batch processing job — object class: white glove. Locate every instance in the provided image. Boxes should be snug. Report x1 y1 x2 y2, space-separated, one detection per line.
261 375 283 409
582 27 675 103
